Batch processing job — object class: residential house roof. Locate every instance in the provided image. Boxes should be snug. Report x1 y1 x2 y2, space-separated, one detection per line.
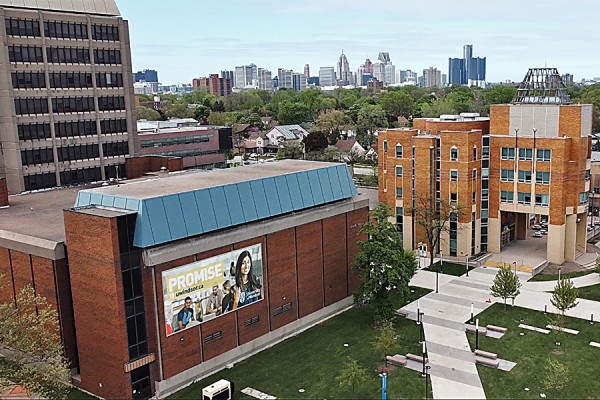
269 125 309 140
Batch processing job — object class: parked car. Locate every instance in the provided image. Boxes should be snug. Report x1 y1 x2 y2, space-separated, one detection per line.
588 226 594 231
532 232 543 238
532 224 542 230
540 229 548 235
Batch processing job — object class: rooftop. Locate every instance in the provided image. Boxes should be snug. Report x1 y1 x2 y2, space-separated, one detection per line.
512 68 571 105
0 0 120 16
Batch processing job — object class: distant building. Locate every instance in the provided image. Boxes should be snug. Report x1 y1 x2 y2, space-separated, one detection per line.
319 66 336 87
378 52 391 63
449 44 486 87
277 68 294 89
448 58 466 85
422 66 442 88
337 51 353 85
134 81 158 95
561 73 574 85
364 58 373 74
367 77 383 92
134 69 158 83
137 119 232 169
304 64 310 79
258 68 273 91
221 69 234 82
192 74 232 96
398 70 418 85
292 72 307 92
307 76 320 86
234 64 257 88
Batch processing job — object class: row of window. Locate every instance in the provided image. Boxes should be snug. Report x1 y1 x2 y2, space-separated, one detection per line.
500 190 550 206
21 147 53 165
501 147 551 161
12 72 124 89
500 169 551 184
21 142 128 165
94 49 122 65
96 72 124 88
49 72 93 88
23 165 123 191
139 134 213 149
5 18 120 41
47 46 91 64
58 144 100 162
15 96 126 115
103 141 129 157
8 45 122 65
18 119 127 140
11 72 46 89
8 45 43 63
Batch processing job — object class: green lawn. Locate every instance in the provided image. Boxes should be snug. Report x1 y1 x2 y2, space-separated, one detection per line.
467 303 600 399
426 261 473 277
169 287 432 399
68 388 96 399
528 270 594 282
575 282 600 302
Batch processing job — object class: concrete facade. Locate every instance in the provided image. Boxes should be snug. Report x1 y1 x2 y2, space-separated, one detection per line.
0 2 138 194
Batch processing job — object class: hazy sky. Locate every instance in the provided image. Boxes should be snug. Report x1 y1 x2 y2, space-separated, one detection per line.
118 0 600 85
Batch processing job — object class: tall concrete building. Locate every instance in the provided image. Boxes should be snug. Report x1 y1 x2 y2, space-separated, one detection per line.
257 67 273 91
234 64 257 88
337 51 352 85
422 66 442 87
133 69 158 83
303 63 310 80
277 68 294 90
319 66 336 87
378 68 592 266
192 74 232 97
292 72 307 92
0 0 138 194
449 44 486 87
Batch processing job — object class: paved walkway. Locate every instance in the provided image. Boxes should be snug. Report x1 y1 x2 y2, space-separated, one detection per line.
401 267 600 399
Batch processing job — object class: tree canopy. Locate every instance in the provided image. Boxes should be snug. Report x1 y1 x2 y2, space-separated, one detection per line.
490 266 522 310
136 106 162 121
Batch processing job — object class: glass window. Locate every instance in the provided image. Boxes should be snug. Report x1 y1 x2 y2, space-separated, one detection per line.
450 192 457 203
501 147 515 160
450 148 458 161
517 192 531 205
473 147 477 160
518 170 532 183
536 171 550 184
395 144 403 158
518 148 533 160
501 169 514 181
395 166 402 177
450 170 458 181
586 169 591 181
537 149 551 162
383 141 388 152
472 169 477 180
580 192 589 205
500 191 514 203
535 194 550 206
396 187 403 197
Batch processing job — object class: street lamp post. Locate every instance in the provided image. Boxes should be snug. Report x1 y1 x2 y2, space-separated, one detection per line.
475 318 480 350
425 365 431 400
466 256 470 277
419 311 424 342
470 302 474 324
558 267 562 282
440 250 443 274
435 268 439 293
417 300 421 325
513 261 517 275
422 341 426 376
380 372 387 400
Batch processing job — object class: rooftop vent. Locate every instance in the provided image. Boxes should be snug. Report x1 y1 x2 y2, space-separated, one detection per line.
512 68 571 105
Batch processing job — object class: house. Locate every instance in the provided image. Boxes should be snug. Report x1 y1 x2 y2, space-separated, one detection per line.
398 116 410 127
335 139 366 160
257 125 309 154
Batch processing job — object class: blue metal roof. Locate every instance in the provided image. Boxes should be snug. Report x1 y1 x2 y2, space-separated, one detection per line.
74 162 357 248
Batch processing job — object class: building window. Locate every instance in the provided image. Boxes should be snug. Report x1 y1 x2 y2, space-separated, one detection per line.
450 192 457 203
501 147 515 160
52 97 95 113
537 149 551 162
383 141 388 152
580 192 589 205
472 169 477 180
18 123 52 141
450 147 458 161
55 120 97 138
473 146 478 161
92 24 120 41
57 144 100 162
500 169 514 182
101 119 128 134
449 214 458 257
535 194 550 206
586 169 591 181
517 192 531 205
98 96 126 111
396 207 403 242
23 172 56 191
44 21 88 39
11 72 46 89
5 18 41 37
8 45 43 63
395 144 403 158
518 170 532 183
472 191 476 204
60 167 102 186
102 141 129 157
450 170 458 182
536 171 550 184
21 148 54 165
395 166 403 177
46 47 91 64
96 72 124 88
396 187 403 198
49 72 93 89
14 98 49 115
481 189 489 200
93 49 122 65
500 191 514 203
518 148 533 161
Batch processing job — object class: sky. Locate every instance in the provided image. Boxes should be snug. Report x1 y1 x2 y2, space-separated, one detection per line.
118 0 600 85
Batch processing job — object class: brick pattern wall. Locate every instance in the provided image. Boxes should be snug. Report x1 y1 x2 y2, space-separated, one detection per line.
0 177 8 207
125 156 184 179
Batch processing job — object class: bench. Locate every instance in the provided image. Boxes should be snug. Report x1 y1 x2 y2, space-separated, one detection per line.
406 353 425 363
396 309 409 318
465 325 488 335
474 349 497 360
475 356 499 368
486 325 507 333
386 355 408 366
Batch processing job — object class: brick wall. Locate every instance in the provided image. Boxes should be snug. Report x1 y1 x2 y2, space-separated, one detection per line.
0 177 8 207
125 156 184 179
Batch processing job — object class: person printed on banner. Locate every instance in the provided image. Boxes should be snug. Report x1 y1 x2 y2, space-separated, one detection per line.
207 285 223 315
233 250 262 309
173 296 194 332
221 280 235 313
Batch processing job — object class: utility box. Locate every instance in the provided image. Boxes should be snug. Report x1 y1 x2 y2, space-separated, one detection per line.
202 380 232 400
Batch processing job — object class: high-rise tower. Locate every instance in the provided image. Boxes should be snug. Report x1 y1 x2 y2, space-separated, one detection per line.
337 51 352 85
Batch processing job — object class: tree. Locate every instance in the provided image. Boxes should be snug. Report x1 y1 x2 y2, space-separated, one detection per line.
352 203 418 323
372 321 399 362
297 87 324 119
483 85 517 105
311 110 354 144
596 255 600 274
193 105 211 122
490 266 522 311
276 142 304 160
303 132 328 152
551 279 578 320
0 280 71 399
136 106 162 121
335 357 368 398
164 103 194 119
378 90 414 120
207 112 242 127
277 101 310 125
543 358 569 395
356 104 388 149
410 197 467 269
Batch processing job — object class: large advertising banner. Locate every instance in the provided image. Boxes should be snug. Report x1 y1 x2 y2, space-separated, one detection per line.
162 244 263 336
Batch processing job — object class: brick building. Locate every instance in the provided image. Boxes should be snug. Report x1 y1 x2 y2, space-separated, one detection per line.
192 74 232 97
0 160 367 399
378 68 593 265
0 0 139 194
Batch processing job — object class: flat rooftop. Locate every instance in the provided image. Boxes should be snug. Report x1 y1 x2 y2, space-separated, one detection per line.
0 0 121 16
83 160 340 200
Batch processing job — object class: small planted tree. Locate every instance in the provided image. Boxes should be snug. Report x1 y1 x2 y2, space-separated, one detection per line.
352 203 418 323
372 321 399 363
551 279 578 329
490 266 522 311
543 357 569 395
335 357 369 398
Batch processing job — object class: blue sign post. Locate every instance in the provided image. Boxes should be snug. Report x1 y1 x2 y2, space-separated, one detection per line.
381 372 387 400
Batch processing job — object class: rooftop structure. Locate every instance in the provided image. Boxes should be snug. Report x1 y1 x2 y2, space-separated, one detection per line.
0 0 120 15
512 68 571 105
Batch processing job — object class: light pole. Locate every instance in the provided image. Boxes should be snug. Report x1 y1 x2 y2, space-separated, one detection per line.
425 365 431 400
417 300 421 325
435 267 439 293
440 250 443 274
558 267 562 282
475 318 480 350
466 255 470 277
470 302 474 324
380 372 387 400
422 341 426 376
513 261 517 276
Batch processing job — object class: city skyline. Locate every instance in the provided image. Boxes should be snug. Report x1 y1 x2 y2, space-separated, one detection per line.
119 0 600 85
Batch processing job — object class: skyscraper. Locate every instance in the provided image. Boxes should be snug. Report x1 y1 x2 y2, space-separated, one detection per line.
277 68 294 89
378 52 391 63
422 67 442 87
319 67 336 87
133 69 158 83
337 51 352 85
258 68 273 91
221 70 234 82
304 64 310 79
0 0 138 194
292 72 307 92
449 45 486 87
364 58 373 74
448 58 465 85
234 64 257 88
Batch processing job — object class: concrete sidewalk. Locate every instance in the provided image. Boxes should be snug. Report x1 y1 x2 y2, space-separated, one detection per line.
522 273 600 293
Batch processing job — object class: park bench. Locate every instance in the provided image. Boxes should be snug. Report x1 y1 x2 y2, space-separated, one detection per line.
486 325 507 333
465 325 488 335
475 356 499 368
474 349 497 360
386 355 408 366
405 353 425 363
396 309 409 318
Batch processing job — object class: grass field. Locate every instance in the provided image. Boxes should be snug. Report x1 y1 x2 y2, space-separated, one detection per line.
529 270 594 282
467 303 600 399
426 261 473 277
575 282 600 302
169 287 432 399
